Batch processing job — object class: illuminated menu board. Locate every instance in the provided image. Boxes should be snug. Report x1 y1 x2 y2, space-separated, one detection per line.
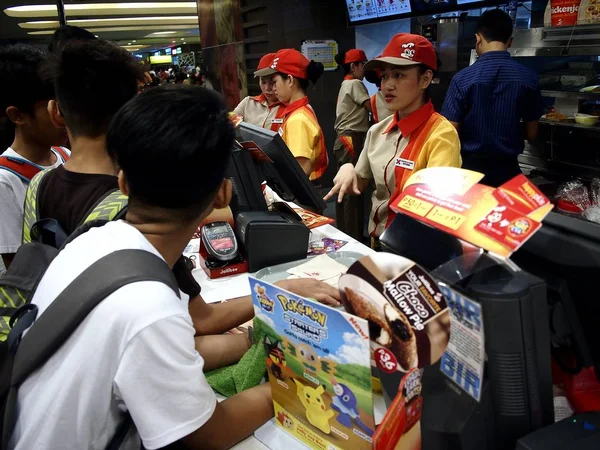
346 0 412 23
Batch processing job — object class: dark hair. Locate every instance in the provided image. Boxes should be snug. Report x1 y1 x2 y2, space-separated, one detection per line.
175 71 187 83
277 60 324 92
107 85 234 217
0 44 53 115
334 51 351 75
418 64 433 102
48 25 97 53
476 9 513 44
45 40 142 137
365 70 381 88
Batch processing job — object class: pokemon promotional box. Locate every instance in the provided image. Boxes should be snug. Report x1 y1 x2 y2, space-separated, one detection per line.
250 277 375 450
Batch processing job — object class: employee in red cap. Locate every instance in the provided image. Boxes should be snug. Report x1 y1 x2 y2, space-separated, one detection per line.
332 48 371 240
255 48 327 181
233 53 284 131
325 33 461 247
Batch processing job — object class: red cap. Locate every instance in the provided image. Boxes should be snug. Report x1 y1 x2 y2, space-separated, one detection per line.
256 53 276 71
364 33 437 71
344 49 367 64
254 48 310 79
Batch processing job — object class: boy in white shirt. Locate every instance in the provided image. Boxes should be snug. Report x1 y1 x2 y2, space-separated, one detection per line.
10 86 273 450
0 44 68 267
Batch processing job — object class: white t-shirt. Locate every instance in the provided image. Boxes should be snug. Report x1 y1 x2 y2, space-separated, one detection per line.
10 221 217 450
0 147 69 254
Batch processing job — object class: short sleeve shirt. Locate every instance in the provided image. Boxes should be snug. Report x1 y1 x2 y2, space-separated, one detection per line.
356 102 461 238
280 99 328 181
441 51 543 156
334 79 370 135
0 147 69 254
233 95 283 130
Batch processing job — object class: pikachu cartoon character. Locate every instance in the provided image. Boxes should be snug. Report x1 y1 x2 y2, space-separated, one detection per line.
293 379 334 434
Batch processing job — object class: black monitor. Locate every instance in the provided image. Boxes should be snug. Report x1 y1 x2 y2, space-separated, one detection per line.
238 122 327 213
226 144 268 214
512 211 600 380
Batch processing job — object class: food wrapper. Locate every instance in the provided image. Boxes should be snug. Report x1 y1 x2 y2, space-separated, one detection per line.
556 180 592 212
591 178 600 206
583 205 600 224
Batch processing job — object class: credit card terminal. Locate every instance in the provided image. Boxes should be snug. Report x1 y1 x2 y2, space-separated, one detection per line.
201 221 239 262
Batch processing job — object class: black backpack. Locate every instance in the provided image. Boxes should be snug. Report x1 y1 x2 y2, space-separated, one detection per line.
0 233 179 449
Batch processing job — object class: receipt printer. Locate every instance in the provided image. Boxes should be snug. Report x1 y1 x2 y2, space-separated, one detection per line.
235 211 309 272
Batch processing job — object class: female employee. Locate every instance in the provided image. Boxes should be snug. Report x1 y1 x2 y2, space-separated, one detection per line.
333 48 371 240
325 33 462 247
233 53 284 130
255 48 327 181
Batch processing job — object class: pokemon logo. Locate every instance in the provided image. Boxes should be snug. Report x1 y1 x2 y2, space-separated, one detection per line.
259 296 274 312
277 295 328 327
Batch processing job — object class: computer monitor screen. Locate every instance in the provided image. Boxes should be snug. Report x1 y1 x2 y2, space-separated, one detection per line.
238 122 326 213
226 145 268 215
512 212 600 379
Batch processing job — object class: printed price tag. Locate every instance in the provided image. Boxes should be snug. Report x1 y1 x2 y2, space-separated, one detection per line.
426 206 467 231
375 347 399 374
398 195 433 217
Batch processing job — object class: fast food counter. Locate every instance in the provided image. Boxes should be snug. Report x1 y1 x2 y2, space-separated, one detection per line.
509 26 600 221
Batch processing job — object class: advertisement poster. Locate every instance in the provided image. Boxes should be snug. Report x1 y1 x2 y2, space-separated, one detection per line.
543 0 600 26
438 285 485 402
346 0 411 23
391 168 553 259
250 277 375 450
338 253 451 403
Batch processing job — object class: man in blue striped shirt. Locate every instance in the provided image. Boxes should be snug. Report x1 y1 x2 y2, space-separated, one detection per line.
442 9 543 187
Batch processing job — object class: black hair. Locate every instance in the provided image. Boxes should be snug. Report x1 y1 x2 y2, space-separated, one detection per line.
45 39 142 138
277 60 324 92
334 51 352 75
418 64 433 102
48 25 97 53
476 9 513 44
175 71 187 83
0 44 53 146
365 70 381 88
107 85 234 218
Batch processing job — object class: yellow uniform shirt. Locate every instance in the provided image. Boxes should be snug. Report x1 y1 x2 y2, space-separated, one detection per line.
334 78 371 135
279 97 328 181
233 94 283 130
370 91 393 124
355 101 461 237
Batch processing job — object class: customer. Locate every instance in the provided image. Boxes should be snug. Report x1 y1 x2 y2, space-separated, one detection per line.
325 34 461 248
9 85 274 450
25 39 140 240
255 49 327 181
47 25 96 53
442 9 543 187
0 45 68 268
333 48 371 241
233 53 284 130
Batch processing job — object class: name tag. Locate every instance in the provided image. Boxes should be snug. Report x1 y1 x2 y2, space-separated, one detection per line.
395 157 415 170
271 118 284 124
278 127 284 137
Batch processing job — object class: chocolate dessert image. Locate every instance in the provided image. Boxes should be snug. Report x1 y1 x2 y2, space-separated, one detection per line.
343 287 392 348
384 304 418 370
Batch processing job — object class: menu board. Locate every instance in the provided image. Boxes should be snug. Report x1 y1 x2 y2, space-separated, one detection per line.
346 0 412 23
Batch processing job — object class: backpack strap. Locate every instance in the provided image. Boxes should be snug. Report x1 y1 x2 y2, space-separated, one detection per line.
0 156 43 183
50 146 69 163
2 249 180 450
82 189 129 225
22 169 53 245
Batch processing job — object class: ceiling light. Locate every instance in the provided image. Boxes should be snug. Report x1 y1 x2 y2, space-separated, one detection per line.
150 31 177 35
128 42 131 45
172 40 176 43
4 3 197 18
181 38 185 40
28 25 198 35
132 40 136 43
183 42 186 44
19 16 198 29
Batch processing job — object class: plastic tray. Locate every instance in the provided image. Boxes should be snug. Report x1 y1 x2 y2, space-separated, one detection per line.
253 251 364 285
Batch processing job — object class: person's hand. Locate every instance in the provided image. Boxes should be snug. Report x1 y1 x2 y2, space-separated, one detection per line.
275 279 341 307
324 163 361 203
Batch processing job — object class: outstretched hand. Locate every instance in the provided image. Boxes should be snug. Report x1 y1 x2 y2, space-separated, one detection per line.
323 163 361 204
275 278 341 307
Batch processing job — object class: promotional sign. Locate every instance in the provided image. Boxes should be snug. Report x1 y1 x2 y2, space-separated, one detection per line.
338 253 451 405
251 277 375 450
391 168 553 258
544 0 600 26
438 285 485 402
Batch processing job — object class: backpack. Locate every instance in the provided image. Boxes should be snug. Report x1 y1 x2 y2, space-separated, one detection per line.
22 169 128 245
0 147 69 183
0 243 180 450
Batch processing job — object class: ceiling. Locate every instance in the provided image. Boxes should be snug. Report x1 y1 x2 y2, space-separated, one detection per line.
1 1 201 53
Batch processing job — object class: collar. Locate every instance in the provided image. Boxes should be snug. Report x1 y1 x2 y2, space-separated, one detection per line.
282 96 310 117
251 94 282 109
384 101 435 136
344 75 355 81
477 50 510 61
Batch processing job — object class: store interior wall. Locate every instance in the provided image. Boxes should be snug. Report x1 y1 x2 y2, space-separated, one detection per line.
355 18 411 96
